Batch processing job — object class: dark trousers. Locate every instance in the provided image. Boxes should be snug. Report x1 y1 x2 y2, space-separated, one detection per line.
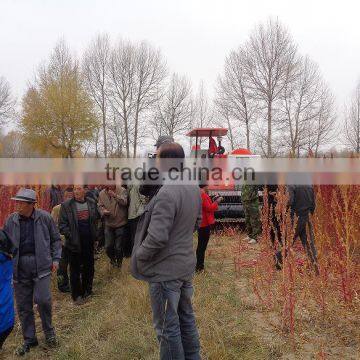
0 326 13 349
68 239 94 300
96 218 105 249
270 208 281 245
57 245 69 292
275 213 319 273
14 255 55 345
196 225 211 271
126 217 140 257
295 214 318 266
104 225 128 263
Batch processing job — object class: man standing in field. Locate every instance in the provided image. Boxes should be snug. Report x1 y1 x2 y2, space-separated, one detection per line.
98 185 128 267
46 185 63 211
51 187 74 293
59 185 100 305
242 184 261 244
287 185 319 273
4 188 62 356
131 142 202 360
126 184 146 257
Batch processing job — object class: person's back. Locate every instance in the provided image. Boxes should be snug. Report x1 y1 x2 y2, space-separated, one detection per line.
288 185 315 216
287 185 318 273
132 183 201 282
131 141 202 360
160 184 201 278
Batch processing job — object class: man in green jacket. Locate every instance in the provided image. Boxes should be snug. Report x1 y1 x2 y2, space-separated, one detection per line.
125 185 146 257
242 184 261 244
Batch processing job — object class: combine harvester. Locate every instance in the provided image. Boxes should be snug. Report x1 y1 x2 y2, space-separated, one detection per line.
186 127 260 223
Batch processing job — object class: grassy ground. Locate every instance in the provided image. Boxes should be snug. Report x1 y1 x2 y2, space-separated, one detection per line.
2 232 357 359
2 234 273 360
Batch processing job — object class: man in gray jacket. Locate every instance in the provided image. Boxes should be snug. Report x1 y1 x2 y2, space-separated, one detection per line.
131 142 202 360
4 188 62 356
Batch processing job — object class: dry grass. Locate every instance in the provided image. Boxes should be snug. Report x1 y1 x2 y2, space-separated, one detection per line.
2 235 271 360
2 210 359 359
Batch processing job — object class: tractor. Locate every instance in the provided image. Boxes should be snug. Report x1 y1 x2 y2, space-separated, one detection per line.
186 127 260 222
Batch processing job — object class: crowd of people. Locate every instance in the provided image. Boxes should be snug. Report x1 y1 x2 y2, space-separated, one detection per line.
0 137 318 359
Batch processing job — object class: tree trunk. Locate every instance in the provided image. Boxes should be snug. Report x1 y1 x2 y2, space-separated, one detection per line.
246 120 250 150
133 106 140 158
102 104 107 158
267 101 272 157
123 101 130 158
357 105 360 154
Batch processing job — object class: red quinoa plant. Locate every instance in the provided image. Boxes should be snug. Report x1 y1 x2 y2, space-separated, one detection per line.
234 184 360 352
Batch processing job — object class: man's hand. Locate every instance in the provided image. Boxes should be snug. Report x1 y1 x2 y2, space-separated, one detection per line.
52 262 59 273
102 209 111 216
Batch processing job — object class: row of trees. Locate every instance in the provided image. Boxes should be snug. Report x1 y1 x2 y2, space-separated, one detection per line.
216 20 336 157
0 19 360 157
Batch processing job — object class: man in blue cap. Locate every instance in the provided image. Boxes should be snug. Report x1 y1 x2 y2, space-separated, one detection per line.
4 188 62 356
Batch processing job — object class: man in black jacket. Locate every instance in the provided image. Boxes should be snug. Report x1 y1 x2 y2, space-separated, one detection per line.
59 185 100 305
288 185 319 273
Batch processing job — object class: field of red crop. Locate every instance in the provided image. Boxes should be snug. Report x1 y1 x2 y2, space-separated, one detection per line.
0 185 51 226
234 185 360 356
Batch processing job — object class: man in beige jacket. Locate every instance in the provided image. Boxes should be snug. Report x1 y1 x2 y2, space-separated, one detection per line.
98 185 128 267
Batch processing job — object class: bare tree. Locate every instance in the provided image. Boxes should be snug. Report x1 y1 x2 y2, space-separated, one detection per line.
0 76 15 126
108 40 166 157
344 80 360 153
108 40 136 157
243 18 298 156
108 105 126 156
213 106 242 151
216 48 257 150
151 73 192 138
305 86 336 157
194 81 213 128
278 56 332 156
83 34 111 157
132 41 167 157
191 80 214 146
0 131 40 158
0 131 23 157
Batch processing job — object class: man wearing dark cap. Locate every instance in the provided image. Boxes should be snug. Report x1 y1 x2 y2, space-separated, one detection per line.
140 135 175 199
4 188 62 356
154 135 174 149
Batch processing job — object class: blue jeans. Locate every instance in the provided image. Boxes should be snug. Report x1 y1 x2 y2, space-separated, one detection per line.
149 280 201 360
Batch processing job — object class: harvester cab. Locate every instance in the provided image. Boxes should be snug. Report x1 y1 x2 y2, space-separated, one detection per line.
187 128 228 159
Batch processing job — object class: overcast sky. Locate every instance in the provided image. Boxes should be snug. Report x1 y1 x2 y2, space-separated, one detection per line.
1 0 360 129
